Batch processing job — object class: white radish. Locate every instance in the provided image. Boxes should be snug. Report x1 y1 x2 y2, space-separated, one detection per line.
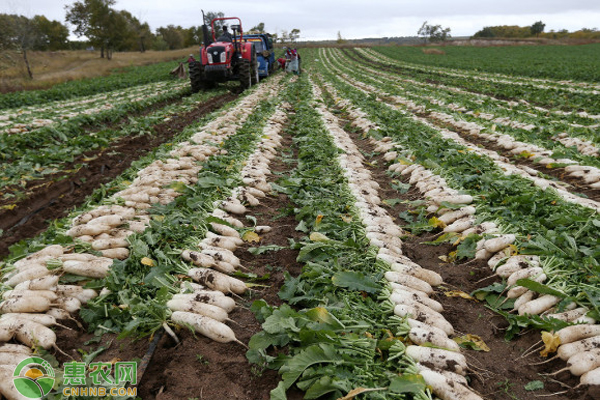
13 319 56 349
100 247 130 259
390 290 444 313
54 297 82 313
5 266 50 287
580 367 600 386
506 265 543 287
389 263 443 287
558 336 600 361
172 292 235 313
188 268 246 294
437 206 476 225
57 285 98 303
12 245 63 268
0 296 51 313
483 234 516 253
167 299 228 322
62 259 111 278
46 308 72 320
557 349 600 376
518 295 561 316
92 238 129 251
0 365 41 399
506 273 547 298
405 345 467 375
2 290 58 301
384 272 433 294
209 222 240 238
513 290 535 311
66 223 112 237
409 327 460 351
415 363 468 386
419 368 483 400
14 275 59 291
0 344 32 355
554 325 600 345
171 311 244 346
1 313 60 327
394 304 454 336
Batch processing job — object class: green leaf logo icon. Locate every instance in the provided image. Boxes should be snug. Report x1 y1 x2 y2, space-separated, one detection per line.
13 357 55 398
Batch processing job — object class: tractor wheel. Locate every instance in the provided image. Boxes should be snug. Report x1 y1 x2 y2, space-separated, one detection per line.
189 61 203 93
239 59 252 90
251 52 259 85
189 61 216 92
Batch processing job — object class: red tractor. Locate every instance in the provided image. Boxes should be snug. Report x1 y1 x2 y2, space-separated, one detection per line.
189 16 259 92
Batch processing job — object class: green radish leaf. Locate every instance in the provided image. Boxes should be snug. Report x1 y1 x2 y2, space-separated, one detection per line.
515 279 567 298
331 271 381 293
248 244 287 255
388 374 427 394
280 344 343 390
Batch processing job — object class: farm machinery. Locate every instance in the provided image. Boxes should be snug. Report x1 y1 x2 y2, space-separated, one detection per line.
235 33 275 78
189 15 259 92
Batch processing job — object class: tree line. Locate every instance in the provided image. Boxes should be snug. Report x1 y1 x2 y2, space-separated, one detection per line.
473 22 600 40
0 0 300 59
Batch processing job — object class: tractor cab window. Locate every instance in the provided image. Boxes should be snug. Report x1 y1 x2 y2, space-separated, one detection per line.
253 42 264 53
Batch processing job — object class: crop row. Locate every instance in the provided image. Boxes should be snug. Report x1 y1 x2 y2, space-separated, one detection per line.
324 49 600 195
335 49 600 151
0 81 188 135
0 61 183 110
0 76 285 398
356 48 600 115
0 85 225 202
313 46 599 321
369 44 600 83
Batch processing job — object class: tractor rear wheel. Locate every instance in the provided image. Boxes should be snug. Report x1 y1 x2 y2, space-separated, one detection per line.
239 59 251 90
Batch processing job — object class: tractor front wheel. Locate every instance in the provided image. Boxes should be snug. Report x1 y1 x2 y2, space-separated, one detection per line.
239 59 252 90
189 61 203 93
189 61 215 92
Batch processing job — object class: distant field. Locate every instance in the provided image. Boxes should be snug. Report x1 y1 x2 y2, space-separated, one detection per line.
372 43 600 82
0 47 197 93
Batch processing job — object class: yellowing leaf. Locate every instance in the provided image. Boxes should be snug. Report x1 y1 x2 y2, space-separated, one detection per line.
540 331 561 357
153 215 165 222
454 334 490 352
445 290 474 300
141 257 155 267
428 216 446 228
340 214 353 223
242 231 261 243
1 204 17 210
315 214 324 226
309 232 330 242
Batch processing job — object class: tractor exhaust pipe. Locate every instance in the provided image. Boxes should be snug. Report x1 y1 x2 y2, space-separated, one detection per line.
201 10 212 47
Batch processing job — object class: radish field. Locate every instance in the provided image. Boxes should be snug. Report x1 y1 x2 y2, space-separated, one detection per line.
0 45 599 400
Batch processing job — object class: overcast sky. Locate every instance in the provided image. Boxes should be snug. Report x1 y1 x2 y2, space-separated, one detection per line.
3 0 600 41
